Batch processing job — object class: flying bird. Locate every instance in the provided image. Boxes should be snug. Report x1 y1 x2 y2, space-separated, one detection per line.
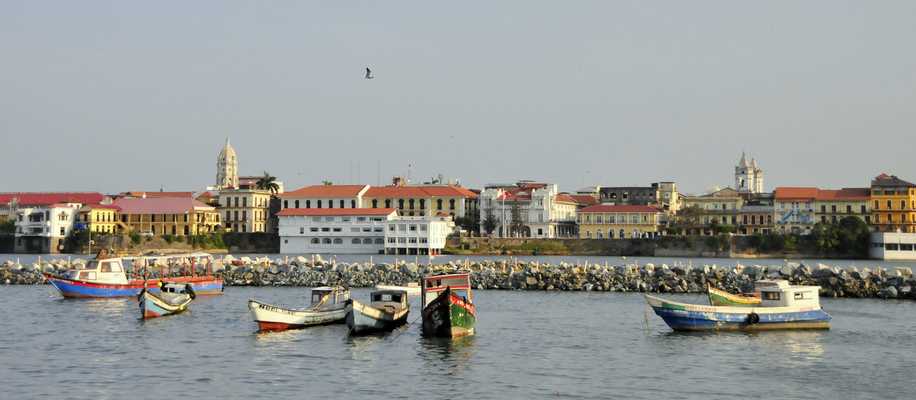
365 67 374 79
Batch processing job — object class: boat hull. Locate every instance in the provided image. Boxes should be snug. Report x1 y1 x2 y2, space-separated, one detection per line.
707 286 760 307
421 288 476 338
646 294 831 332
139 291 192 319
248 299 348 332
45 274 223 299
346 300 408 335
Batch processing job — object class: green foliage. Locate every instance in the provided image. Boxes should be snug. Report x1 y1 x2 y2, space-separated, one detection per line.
482 209 498 235
454 207 481 234
64 229 90 252
0 219 14 234
187 233 225 249
130 233 141 245
162 234 175 244
256 171 281 194
809 217 871 257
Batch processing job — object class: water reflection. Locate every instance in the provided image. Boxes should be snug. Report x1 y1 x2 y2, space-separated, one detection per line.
417 336 476 376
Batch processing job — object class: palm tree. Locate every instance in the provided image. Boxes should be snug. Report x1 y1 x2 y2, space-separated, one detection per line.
321 180 333 186
255 171 280 194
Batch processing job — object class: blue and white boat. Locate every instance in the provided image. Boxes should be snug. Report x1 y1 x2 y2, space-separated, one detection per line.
645 280 831 332
139 282 195 319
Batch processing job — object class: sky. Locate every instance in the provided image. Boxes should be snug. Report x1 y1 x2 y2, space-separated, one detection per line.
2 1 916 195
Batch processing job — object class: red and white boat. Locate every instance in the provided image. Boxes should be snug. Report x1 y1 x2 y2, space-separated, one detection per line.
248 286 350 332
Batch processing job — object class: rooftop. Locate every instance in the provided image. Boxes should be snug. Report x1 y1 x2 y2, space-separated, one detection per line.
280 185 369 199
364 185 478 199
114 197 214 214
871 173 915 188
0 192 105 207
579 205 661 213
276 208 397 217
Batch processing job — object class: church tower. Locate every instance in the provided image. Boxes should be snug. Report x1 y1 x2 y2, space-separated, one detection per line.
735 152 764 194
217 138 239 189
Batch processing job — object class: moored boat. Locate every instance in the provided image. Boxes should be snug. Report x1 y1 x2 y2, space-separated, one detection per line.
139 282 195 319
647 280 831 332
421 273 476 338
44 253 223 298
375 282 421 296
346 290 409 335
248 286 350 332
707 284 761 307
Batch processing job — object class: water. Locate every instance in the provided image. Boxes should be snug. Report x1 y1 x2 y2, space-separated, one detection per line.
1 286 914 399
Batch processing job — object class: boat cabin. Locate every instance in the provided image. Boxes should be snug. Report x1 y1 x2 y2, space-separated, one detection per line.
369 290 408 311
69 258 128 285
421 273 472 308
311 286 350 306
755 280 821 308
160 283 192 295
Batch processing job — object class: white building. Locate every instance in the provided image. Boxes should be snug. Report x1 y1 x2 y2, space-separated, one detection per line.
278 208 396 254
478 181 578 238
216 138 239 190
384 216 454 255
735 152 764 194
14 203 81 253
870 232 916 260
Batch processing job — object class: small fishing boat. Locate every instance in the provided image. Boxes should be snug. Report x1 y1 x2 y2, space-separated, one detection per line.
346 290 409 335
139 282 195 319
707 284 760 307
421 273 476 338
646 280 831 332
375 282 421 296
44 252 223 298
248 286 351 332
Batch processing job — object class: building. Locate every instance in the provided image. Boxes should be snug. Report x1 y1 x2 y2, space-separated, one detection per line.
596 182 679 212
737 194 774 235
814 188 870 225
216 138 239 189
13 203 82 253
870 232 916 260
218 189 273 233
114 197 221 236
78 204 122 234
1 192 105 223
279 184 370 210
277 208 396 254
577 205 661 239
870 174 916 233
362 181 478 219
735 152 764 194
478 181 578 238
384 215 454 255
773 187 817 234
680 187 744 235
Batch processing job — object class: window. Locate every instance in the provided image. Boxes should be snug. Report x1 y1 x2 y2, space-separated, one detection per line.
357 217 366 222
284 200 288 209
306 200 311 208
398 199 405 209
388 237 396 243
311 238 320 244
328 200 333 208
903 200 908 210
449 199 456 210
332 228 342 232
310 227 319 232
374 227 383 232
363 238 373 244
225 211 231 221
385 199 391 208
763 292 780 300
318 200 322 208
375 238 383 244
887 200 893 209
325 217 335 222
389 224 396 231
420 225 427 231
321 227 330 232
242 211 247 221
333 238 343 244
60 227 65 236
323 238 332 244
408 199 415 209
352 238 361 244
372 199 378 208
300 227 305 234
351 200 356 208
409 225 417 231
341 216 351 222
243 198 247 207
234 211 239 221
362 227 371 232
437 199 443 209
794 292 806 300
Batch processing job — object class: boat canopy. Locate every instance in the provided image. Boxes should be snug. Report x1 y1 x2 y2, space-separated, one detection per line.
422 273 472 307
310 286 349 305
756 280 822 308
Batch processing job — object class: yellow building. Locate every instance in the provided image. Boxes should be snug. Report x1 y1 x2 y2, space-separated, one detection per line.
114 197 221 236
363 185 478 219
577 205 661 239
680 187 744 235
871 174 916 233
78 204 122 234
219 188 274 233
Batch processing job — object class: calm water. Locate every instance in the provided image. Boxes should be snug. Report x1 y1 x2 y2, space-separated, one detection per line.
1 286 915 399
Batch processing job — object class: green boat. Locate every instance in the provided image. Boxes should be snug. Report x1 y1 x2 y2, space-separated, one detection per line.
421 273 476 338
707 284 761 307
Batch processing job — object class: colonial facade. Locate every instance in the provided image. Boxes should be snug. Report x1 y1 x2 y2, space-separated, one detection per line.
577 205 661 239
595 182 679 213
681 187 744 235
773 187 817 234
478 181 578 238
216 138 239 189
735 152 764 194
870 174 916 233
384 215 454 255
219 189 274 233
14 203 82 253
814 188 870 225
279 184 370 210
277 208 396 254
115 197 221 236
362 183 478 218
78 204 121 234
737 204 774 235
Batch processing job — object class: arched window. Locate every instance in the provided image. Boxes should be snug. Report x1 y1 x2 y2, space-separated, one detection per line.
323 238 332 244
619 229 625 238
352 238 361 244
419 199 425 209
372 199 378 208
436 199 443 209
609 229 614 239
385 199 392 208
311 238 320 244
363 238 373 244
294 200 299 208
398 199 405 209
333 238 343 244
449 199 456 210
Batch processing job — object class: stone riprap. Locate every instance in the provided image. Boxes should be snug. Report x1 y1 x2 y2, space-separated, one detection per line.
3 256 915 300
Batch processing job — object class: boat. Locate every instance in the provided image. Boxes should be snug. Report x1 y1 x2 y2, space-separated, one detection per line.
375 282 421 296
346 290 409 335
646 280 831 332
248 286 351 332
44 252 223 298
707 284 761 307
139 282 195 319
421 273 476 338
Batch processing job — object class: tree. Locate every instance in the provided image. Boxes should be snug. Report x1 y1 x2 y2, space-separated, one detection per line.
509 202 525 237
811 222 840 254
322 180 333 186
836 216 870 257
255 171 280 194
482 208 498 236
455 207 480 235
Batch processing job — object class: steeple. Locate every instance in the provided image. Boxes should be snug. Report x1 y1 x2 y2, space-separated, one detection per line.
739 151 750 168
217 137 239 189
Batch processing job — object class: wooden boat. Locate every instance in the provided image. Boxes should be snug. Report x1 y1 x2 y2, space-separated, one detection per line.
346 290 409 335
375 282 421 296
707 284 761 307
139 282 195 319
248 286 350 332
421 273 476 338
44 252 223 298
646 280 831 332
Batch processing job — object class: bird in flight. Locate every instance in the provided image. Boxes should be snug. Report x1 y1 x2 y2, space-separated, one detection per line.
365 67 374 79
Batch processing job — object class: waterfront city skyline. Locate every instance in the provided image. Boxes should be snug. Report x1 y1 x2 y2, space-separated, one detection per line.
4 1 916 194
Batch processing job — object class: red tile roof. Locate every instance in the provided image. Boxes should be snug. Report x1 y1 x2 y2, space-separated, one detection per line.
0 192 104 206
774 187 819 200
364 185 478 199
280 185 368 199
114 197 214 214
120 191 194 198
276 208 397 217
815 188 869 201
568 194 599 206
554 194 579 204
84 204 121 211
579 205 660 213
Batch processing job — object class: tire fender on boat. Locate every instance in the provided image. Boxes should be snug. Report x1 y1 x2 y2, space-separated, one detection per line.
746 312 760 324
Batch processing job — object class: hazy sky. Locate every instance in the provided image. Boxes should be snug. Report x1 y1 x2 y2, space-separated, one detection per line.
3 1 916 195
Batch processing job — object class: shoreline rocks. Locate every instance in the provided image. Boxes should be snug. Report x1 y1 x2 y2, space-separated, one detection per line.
3 257 916 300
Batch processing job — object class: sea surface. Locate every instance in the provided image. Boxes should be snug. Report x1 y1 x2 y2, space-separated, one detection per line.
1 286 914 399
